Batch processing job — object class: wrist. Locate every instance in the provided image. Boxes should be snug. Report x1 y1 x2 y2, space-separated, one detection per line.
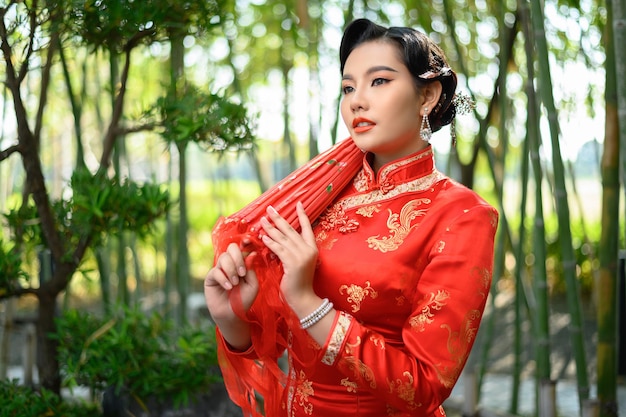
214 316 252 351
289 294 323 320
299 298 334 330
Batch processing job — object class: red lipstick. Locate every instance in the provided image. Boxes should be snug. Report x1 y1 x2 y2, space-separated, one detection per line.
352 117 375 133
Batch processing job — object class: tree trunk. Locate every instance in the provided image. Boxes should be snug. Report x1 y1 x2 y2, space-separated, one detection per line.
37 288 61 394
177 142 190 323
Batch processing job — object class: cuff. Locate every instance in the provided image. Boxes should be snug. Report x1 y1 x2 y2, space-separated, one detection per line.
217 329 257 359
320 311 353 366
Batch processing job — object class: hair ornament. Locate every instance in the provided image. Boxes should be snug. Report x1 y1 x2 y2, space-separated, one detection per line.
449 92 475 148
452 92 476 115
418 66 452 80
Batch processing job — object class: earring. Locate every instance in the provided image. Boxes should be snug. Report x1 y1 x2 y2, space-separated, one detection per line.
420 107 432 142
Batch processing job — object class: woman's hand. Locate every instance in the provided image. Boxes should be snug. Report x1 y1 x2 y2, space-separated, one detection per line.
204 241 259 350
260 202 319 310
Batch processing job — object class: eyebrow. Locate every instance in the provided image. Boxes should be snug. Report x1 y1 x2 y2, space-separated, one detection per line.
342 65 399 80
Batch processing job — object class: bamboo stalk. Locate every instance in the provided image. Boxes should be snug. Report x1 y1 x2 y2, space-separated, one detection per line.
613 0 626 208
520 3 552 414
538 379 557 417
510 119 532 415
597 2 621 416
528 0 591 409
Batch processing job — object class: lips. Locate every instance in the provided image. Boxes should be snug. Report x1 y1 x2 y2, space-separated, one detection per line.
352 117 375 133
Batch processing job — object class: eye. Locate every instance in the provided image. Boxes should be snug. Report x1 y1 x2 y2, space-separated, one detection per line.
372 78 389 86
342 85 355 94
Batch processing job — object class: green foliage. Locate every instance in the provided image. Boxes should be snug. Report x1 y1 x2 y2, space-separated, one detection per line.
0 240 28 292
0 379 100 417
68 168 171 243
150 85 256 153
2 168 170 260
63 0 220 52
55 306 220 409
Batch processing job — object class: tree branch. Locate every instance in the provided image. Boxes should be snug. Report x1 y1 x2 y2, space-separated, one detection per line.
17 0 39 83
0 283 38 300
97 28 157 173
0 143 22 162
114 123 157 136
34 30 58 143
98 49 133 172
1 5 65 264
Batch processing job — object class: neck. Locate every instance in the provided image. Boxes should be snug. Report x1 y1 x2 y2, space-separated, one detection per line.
371 142 430 175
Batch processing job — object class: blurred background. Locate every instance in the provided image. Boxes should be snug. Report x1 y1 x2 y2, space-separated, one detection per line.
0 0 624 416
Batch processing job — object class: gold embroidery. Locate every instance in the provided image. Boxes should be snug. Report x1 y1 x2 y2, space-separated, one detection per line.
489 208 498 228
315 229 338 251
387 371 421 410
436 240 446 253
379 178 395 194
410 290 450 332
356 204 381 217
369 333 386 349
295 370 314 415
285 355 297 415
367 199 429 252
378 148 434 180
340 377 358 393
339 281 378 312
353 147 435 194
353 167 372 191
472 266 492 299
340 356 377 389
436 309 483 388
321 312 352 366
348 171 446 210
318 202 360 233
344 336 361 355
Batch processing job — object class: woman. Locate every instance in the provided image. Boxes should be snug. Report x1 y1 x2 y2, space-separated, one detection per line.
205 18 498 417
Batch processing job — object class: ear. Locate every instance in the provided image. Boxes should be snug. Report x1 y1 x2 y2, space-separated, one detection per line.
420 82 443 116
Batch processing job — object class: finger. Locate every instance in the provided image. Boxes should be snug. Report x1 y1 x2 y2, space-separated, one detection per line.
260 231 283 255
296 201 316 245
266 205 299 238
259 217 293 253
205 267 233 290
225 242 248 283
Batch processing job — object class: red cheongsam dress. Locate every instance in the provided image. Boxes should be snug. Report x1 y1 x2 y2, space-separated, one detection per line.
223 145 498 417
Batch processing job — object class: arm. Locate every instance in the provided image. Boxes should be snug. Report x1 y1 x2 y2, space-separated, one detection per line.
204 241 258 351
320 204 498 414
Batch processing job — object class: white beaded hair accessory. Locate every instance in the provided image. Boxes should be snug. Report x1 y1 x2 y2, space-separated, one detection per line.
450 92 476 146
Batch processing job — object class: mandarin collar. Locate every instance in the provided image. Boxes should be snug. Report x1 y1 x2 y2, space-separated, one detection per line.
359 146 436 193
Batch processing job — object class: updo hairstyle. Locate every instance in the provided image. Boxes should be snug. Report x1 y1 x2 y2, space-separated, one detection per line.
339 18 458 133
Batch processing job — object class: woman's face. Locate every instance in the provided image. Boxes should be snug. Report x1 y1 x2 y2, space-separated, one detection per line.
340 40 428 169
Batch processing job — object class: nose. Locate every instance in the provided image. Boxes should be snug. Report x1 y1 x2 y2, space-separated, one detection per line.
349 88 368 112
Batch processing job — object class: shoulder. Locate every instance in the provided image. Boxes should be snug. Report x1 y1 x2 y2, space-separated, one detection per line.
435 176 494 208
429 176 498 226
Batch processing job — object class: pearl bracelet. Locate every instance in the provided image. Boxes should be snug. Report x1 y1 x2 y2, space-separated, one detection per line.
300 298 334 330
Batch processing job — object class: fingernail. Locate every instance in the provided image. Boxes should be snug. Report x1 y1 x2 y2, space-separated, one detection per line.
268 205 278 214
238 266 246 276
224 281 233 290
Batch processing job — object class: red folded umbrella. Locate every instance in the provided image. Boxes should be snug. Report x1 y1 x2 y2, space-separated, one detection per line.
210 137 363 417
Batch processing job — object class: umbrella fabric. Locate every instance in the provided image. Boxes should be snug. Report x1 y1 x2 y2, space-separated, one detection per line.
211 137 363 417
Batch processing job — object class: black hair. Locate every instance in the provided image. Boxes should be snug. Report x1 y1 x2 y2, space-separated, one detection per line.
339 18 457 132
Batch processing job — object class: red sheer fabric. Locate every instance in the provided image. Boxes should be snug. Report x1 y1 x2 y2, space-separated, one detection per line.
210 138 363 417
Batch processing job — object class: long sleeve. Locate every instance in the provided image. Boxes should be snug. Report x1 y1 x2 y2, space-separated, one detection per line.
319 204 497 415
